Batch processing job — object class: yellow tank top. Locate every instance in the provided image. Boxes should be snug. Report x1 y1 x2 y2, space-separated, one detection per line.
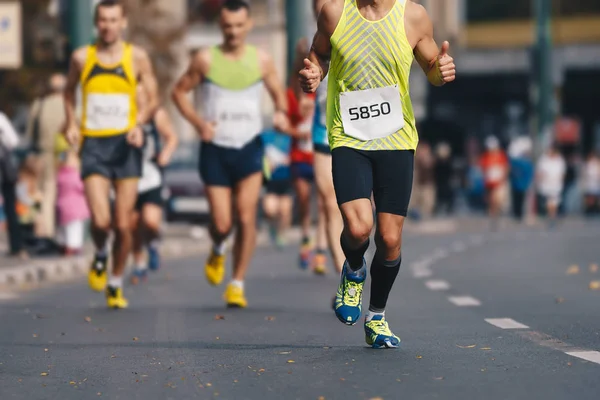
327 0 418 151
80 43 137 137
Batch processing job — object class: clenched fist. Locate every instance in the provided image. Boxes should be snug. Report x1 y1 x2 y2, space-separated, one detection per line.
299 58 322 93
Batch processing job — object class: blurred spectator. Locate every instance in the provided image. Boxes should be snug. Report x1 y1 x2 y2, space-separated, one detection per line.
583 151 600 216
25 73 67 239
413 142 436 218
55 134 89 256
560 153 579 216
466 155 486 213
508 136 534 222
15 154 43 237
536 143 566 225
479 136 509 226
434 142 454 216
0 111 25 258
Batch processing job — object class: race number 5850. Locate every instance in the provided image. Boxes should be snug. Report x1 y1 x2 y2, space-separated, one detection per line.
348 102 391 121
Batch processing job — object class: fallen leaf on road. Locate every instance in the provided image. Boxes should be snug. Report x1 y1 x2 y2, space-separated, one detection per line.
590 264 599 273
368 397 384 400
434 377 444 380
396 379 402 382
44 348 48 352
589 281 600 290
234 380 238 383
32 334 38 338
97 392 102 396
278 351 291 355
318 397 325 400
214 315 225 320
181 377 185 381
111 355 116 359
133 337 139 341
258 369 265 373
555 297 566 304
206 383 212 387
480 347 492 351
416 355 422 359
40 372 48 376
340 378 345 381
480 369 486 372
287 360 295 363
70 381 76 385
566 265 580 275
216 337 220 340
456 344 476 349
265 316 276 321
84 316 92 323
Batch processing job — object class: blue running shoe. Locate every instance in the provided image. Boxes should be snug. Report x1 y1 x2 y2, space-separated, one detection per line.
364 315 401 349
147 245 161 271
334 260 366 325
130 269 148 285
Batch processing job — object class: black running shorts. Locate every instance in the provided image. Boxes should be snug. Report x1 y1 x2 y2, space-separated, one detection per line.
80 134 142 181
331 147 414 216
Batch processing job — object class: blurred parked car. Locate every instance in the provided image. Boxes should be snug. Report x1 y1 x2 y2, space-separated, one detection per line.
163 143 210 223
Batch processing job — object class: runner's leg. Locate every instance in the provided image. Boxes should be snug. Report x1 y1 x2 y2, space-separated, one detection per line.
84 175 112 291
293 169 313 269
204 185 233 285
112 178 139 280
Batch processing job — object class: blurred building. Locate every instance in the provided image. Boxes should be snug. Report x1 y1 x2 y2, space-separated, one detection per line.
422 0 600 155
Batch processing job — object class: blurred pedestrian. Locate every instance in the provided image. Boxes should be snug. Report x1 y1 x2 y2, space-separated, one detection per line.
434 142 454 216
582 151 600 216
15 154 43 246
0 111 26 258
479 136 509 229
25 73 67 239
536 143 566 227
55 134 89 256
508 136 534 222
413 141 436 219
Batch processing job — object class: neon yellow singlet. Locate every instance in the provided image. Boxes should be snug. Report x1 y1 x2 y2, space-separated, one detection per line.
80 43 138 137
327 0 418 151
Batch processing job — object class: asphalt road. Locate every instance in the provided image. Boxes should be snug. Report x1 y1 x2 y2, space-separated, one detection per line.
1 221 599 400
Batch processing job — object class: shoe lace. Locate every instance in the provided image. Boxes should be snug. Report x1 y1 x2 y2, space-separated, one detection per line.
344 281 363 307
368 319 393 336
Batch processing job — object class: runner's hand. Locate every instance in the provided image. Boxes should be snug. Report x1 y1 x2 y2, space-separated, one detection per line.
64 124 80 148
126 124 144 148
438 41 456 83
299 58 321 93
156 151 172 167
273 110 290 133
198 121 216 142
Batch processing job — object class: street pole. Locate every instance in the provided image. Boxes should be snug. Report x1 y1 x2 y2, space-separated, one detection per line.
285 0 307 81
533 0 553 160
67 0 93 50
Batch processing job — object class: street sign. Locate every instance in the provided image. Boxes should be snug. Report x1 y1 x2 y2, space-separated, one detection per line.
0 1 22 69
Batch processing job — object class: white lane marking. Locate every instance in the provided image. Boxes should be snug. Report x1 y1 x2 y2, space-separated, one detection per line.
565 351 600 365
413 268 433 278
485 318 529 330
425 280 450 291
0 292 18 300
448 296 481 306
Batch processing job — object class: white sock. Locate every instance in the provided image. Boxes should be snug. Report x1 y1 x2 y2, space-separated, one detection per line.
365 310 385 322
108 276 123 288
213 241 226 256
230 279 244 289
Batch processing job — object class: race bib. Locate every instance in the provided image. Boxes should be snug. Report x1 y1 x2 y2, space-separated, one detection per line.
213 98 261 149
297 117 313 153
340 85 404 141
85 93 130 131
138 161 162 193
486 166 504 182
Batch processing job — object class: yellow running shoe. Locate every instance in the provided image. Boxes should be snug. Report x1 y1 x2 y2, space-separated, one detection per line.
106 286 129 309
223 283 247 308
88 256 108 292
313 253 327 276
205 251 225 286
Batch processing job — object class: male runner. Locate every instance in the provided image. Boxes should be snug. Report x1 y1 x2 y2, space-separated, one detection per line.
300 0 456 348
130 88 178 284
64 0 158 309
172 0 289 308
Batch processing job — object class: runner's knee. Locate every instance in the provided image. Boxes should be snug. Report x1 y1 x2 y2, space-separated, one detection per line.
344 215 372 244
91 214 111 233
375 227 402 259
212 219 233 238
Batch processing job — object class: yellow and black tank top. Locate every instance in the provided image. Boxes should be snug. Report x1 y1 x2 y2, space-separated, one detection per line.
80 42 138 137
327 0 418 151
200 45 264 149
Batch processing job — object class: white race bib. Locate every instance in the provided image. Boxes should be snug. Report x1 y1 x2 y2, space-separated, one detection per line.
212 98 261 149
297 117 313 153
85 93 130 131
486 166 504 182
340 85 404 141
138 161 162 193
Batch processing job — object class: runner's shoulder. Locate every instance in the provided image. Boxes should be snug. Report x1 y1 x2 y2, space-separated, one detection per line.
256 47 275 74
405 1 430 29
190 47 213 75
70 46 89 67
131 45 152 63
318 0 344 35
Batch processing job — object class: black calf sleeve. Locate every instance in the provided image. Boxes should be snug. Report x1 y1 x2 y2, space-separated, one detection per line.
340 234 369 271
369 253 402 312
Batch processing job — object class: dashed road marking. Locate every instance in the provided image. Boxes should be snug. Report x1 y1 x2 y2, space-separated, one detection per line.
425 280 450 291
448 296 481 306
485 318 529 330
565 351 600 365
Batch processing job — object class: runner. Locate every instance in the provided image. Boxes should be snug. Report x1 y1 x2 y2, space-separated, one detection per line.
300 0 456 348
479 136 509 229
130 88 178 284
172 0 290 308
536 143 566 227
261 127 293 249
64 0 158 309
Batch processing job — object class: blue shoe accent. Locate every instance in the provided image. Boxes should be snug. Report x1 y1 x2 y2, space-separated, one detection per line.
130 268 148 285
147 245 161 271
364 315 401 349
334 260 366 325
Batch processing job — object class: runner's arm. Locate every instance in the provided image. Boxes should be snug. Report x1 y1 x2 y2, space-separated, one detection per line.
307 1 339 80
261 50 288 114
410 3 454 86
171 51 209 132
154 108 179 165
135 47 159 125
63 48 85 129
